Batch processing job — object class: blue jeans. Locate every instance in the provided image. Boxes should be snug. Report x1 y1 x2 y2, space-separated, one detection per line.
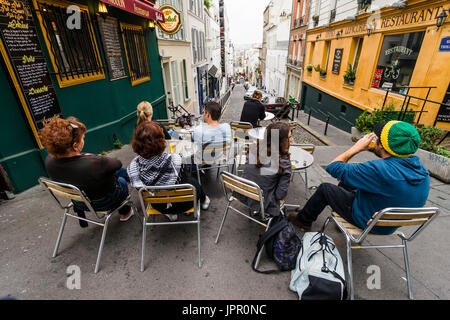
73 169 131 226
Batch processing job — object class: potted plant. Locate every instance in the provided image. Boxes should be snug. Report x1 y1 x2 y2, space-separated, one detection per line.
319 68 327 77
415 125 449 183
343 63 356 86
312 14 319 22
305 64 313 73
314 64 321 72
357 0 371 12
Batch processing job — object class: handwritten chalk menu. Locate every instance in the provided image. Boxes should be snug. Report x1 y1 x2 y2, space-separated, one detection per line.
0 0 61 133
436 83 450 123
97 16 127 81
332 48 343 74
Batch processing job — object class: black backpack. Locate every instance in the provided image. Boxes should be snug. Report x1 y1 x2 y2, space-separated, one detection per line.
251 215 302 274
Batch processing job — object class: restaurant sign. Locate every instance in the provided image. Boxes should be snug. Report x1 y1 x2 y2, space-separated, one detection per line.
100 0 165 22
314 5 448 41
157 5 182 35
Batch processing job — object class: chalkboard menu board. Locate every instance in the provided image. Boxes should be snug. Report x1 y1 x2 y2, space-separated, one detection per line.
332 48 343 74
0 0 61 134
436 84 450 123
97 16 127 81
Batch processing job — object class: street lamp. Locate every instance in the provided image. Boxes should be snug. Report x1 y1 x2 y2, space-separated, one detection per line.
98 2 108 18
436 9 449 29
367 24 374 37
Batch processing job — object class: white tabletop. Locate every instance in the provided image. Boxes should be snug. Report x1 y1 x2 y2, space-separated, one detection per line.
248 127 266 140
289 145 314 170
264 112 275 121
166 140 196 159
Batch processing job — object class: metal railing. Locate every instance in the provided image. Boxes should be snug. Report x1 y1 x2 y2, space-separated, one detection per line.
380 86 449 126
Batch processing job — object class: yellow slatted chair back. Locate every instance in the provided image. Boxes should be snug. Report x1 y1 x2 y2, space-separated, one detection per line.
142 188 195 216
368 210 437 228
222 172 261 202
40 179 85 202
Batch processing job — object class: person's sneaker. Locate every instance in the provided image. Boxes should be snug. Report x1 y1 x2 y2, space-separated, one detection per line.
165 214 178 222
288 212 312 232
120 208 135 222
201 196 211 210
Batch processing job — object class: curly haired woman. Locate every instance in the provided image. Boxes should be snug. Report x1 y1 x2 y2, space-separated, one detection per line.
39 117 134 227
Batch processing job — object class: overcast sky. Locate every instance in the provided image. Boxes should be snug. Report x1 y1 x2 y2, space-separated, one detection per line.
226 0 271 46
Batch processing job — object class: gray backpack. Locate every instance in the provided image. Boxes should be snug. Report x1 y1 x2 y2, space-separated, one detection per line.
289 232 347 300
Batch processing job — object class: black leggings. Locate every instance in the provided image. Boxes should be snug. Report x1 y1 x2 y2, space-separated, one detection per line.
152 175 206 215
296 182 357 227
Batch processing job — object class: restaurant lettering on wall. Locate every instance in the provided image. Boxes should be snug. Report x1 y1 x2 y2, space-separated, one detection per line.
0 0 62 146
318 6 448 40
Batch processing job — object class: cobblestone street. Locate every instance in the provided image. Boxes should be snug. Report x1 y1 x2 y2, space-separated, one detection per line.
221 85 326 146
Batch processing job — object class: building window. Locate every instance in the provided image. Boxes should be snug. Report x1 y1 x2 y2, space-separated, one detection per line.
192 29 198 63
318 93 322 103
372 31 425 93
351 38 363 73
341 105 347 114
321 40 330 76
121 23 150 86
308 42 315 65
181 59 189 100
34 0 104 88
171 61 181 105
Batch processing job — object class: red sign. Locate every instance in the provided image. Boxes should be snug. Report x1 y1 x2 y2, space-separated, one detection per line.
372 68 383 88
100 0 165 22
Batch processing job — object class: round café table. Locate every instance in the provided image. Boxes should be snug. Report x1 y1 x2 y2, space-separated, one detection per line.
289 145 314 171
165 140 196 164
264 112 275 121
248 127 266 140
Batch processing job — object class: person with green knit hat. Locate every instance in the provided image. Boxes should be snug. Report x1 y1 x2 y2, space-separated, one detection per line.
288 120 429 235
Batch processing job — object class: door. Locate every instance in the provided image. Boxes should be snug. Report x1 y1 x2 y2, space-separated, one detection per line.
163 62 173 110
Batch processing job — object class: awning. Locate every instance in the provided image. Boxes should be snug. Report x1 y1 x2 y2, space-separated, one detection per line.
100 0 165 22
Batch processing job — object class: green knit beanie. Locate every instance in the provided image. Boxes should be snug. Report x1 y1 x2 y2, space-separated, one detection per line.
376 121 420 158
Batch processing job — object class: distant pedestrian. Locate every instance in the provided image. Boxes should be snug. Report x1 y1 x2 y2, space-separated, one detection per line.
288 121 430 235
240 90 266 128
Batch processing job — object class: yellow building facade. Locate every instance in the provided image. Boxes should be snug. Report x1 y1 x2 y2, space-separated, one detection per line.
302 0 450 131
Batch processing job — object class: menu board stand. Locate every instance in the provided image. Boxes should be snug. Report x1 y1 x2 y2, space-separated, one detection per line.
0 0 62 148
97 15 127 81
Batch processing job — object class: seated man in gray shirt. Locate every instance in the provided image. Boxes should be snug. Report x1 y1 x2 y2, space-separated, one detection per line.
192 101 232 168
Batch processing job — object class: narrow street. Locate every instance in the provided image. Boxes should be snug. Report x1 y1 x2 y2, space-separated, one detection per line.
0 84 448 301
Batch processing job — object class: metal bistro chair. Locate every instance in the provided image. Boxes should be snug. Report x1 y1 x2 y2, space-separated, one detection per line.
38 177 135 273
289 121 297 133
215 171 281 269
138 184 201 271
322 207 440 300
290 143 315 198
194 140 233 185
155 119 177 131
230 121 254 174
230 121 253 142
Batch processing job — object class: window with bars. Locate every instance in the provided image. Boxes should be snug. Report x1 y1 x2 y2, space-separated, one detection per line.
120 23 150 86
34 0 104 87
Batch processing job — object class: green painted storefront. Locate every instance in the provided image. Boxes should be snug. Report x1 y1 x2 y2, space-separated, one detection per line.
300 82 364 133
0 1 167 193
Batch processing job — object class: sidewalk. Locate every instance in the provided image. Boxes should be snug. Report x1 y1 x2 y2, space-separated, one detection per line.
0 86 449 300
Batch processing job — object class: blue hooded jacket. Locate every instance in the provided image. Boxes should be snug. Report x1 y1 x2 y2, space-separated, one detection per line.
326 156 430 235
